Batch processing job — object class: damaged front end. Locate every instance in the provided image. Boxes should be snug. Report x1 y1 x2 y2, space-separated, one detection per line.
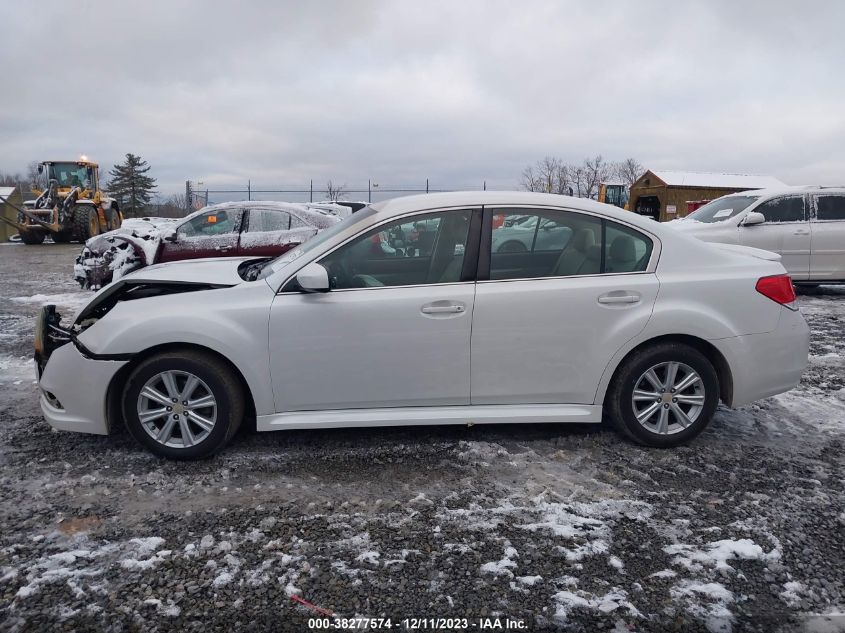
34 305 73 378
34 280 233 375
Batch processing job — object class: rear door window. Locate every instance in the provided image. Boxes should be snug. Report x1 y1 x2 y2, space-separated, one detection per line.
487 209 653 280
815 195 845 221
754 196 806 223
247 209 291 232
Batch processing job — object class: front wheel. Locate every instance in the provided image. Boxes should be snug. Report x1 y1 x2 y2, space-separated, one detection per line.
122 350 244 459
19 230 45 245
606 343 719 447
73 205 100 241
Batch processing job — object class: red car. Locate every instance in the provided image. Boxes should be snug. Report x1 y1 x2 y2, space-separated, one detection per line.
75 201 341 289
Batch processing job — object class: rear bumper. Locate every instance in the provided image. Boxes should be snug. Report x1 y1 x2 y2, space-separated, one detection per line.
38 342 127 435
714 307 810 408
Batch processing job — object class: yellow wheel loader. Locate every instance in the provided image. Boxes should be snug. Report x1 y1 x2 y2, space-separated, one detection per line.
597 182 629 209
4 159 122 244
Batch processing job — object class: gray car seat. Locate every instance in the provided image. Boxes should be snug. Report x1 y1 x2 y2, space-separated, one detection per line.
606 235 638 273
552 228 599 276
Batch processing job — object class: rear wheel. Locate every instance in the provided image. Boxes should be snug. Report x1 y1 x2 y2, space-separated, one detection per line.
122 350 244 459
606 343 719 447
106 207 122 231
73 205 100 241
19 230 45 245
51 231 73 243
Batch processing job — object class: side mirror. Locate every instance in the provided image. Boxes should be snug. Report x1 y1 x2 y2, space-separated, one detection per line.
163 229 177 243
37 164 44 174
296 262 330 293
743 211 766 226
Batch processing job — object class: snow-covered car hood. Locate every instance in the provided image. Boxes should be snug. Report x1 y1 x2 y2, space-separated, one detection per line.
123 256 253 285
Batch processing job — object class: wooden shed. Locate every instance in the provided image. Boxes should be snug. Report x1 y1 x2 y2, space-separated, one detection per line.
0 187 22 243
628 171 786 222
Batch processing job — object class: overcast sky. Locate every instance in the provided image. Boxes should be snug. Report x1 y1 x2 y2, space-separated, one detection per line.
1 0 843 199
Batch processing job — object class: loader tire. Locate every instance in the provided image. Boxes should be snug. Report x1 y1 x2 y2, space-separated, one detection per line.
52 231 73 243
106 208 122 232
73 205 100 241
20 231 45 245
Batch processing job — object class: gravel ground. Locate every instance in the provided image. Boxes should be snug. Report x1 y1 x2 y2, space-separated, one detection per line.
0 243 843 632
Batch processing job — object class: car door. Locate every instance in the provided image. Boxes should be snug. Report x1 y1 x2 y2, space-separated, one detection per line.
238 207 297 257
159 207 244 262
809 193 845 281
739 195 810 279
267 207 480 412
471 207 659 405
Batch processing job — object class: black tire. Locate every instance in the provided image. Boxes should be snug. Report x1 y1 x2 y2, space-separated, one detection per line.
19 230 45 245
606 342 719 448
498 240 527 253
73 205 100 241
106 207 122 232
122 350 244 459
51 231 73 243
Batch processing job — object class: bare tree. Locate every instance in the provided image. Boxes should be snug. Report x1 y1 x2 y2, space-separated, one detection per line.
26 161 41 188
576 155 611 200
520 164 542 192
325 180 346 202
520 155 642 199
0 171 23 187
555 162 573 195
521 156 572 194
613 157 644 189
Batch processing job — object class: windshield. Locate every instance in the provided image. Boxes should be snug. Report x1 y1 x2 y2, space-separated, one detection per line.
258 205 379 278
686 195 759 223
48 162 94 189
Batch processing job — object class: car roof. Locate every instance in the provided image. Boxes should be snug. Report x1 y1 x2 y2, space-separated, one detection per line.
369 191 661 231
721 185 845 199
181 200 338 223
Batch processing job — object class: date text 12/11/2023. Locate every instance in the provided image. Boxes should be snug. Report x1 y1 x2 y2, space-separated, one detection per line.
307 617 528 630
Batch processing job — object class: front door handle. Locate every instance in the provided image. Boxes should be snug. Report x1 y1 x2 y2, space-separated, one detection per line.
598 294 640 305
216 245 231 252
421 304 465 314
793 229 810 235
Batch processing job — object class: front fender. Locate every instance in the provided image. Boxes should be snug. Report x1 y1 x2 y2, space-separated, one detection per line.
77 282 277 415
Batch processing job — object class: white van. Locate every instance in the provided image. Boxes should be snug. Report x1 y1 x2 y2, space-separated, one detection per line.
668 186 845 285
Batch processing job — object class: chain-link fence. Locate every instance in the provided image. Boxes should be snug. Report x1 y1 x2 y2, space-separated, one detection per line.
185 179 493 211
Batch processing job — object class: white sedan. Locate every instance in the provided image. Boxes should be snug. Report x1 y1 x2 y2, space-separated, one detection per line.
35 192 810 459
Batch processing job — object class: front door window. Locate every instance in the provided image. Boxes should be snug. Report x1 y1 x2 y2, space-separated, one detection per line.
319 209 473 289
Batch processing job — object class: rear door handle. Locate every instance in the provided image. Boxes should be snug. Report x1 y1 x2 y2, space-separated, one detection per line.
216 245 231 252
598 294 640 305
793 230 810 235
421 304 465 314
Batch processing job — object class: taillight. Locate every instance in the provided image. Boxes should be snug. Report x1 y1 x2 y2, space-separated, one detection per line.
755 274 796 306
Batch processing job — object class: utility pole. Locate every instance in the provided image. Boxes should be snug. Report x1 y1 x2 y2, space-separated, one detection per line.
310 179 313 202
248 180 251 201
426 178 429 194
368 179 371 203
185 181 193 214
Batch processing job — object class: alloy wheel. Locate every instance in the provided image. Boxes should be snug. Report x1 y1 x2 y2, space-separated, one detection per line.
631 361 705 435
137 370 217 448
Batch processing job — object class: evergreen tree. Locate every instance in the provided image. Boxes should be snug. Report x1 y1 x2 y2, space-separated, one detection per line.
107 153 157 217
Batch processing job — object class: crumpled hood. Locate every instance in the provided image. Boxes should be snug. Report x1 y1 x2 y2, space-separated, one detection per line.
123 256 252 285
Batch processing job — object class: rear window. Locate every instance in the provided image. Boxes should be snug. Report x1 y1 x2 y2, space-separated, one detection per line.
816 195 845 221
686 196 759 223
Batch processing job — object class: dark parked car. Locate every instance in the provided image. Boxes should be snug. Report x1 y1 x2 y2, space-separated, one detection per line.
75 201 340 289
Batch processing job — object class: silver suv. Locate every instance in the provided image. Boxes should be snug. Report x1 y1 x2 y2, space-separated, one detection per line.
669 186 845 285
